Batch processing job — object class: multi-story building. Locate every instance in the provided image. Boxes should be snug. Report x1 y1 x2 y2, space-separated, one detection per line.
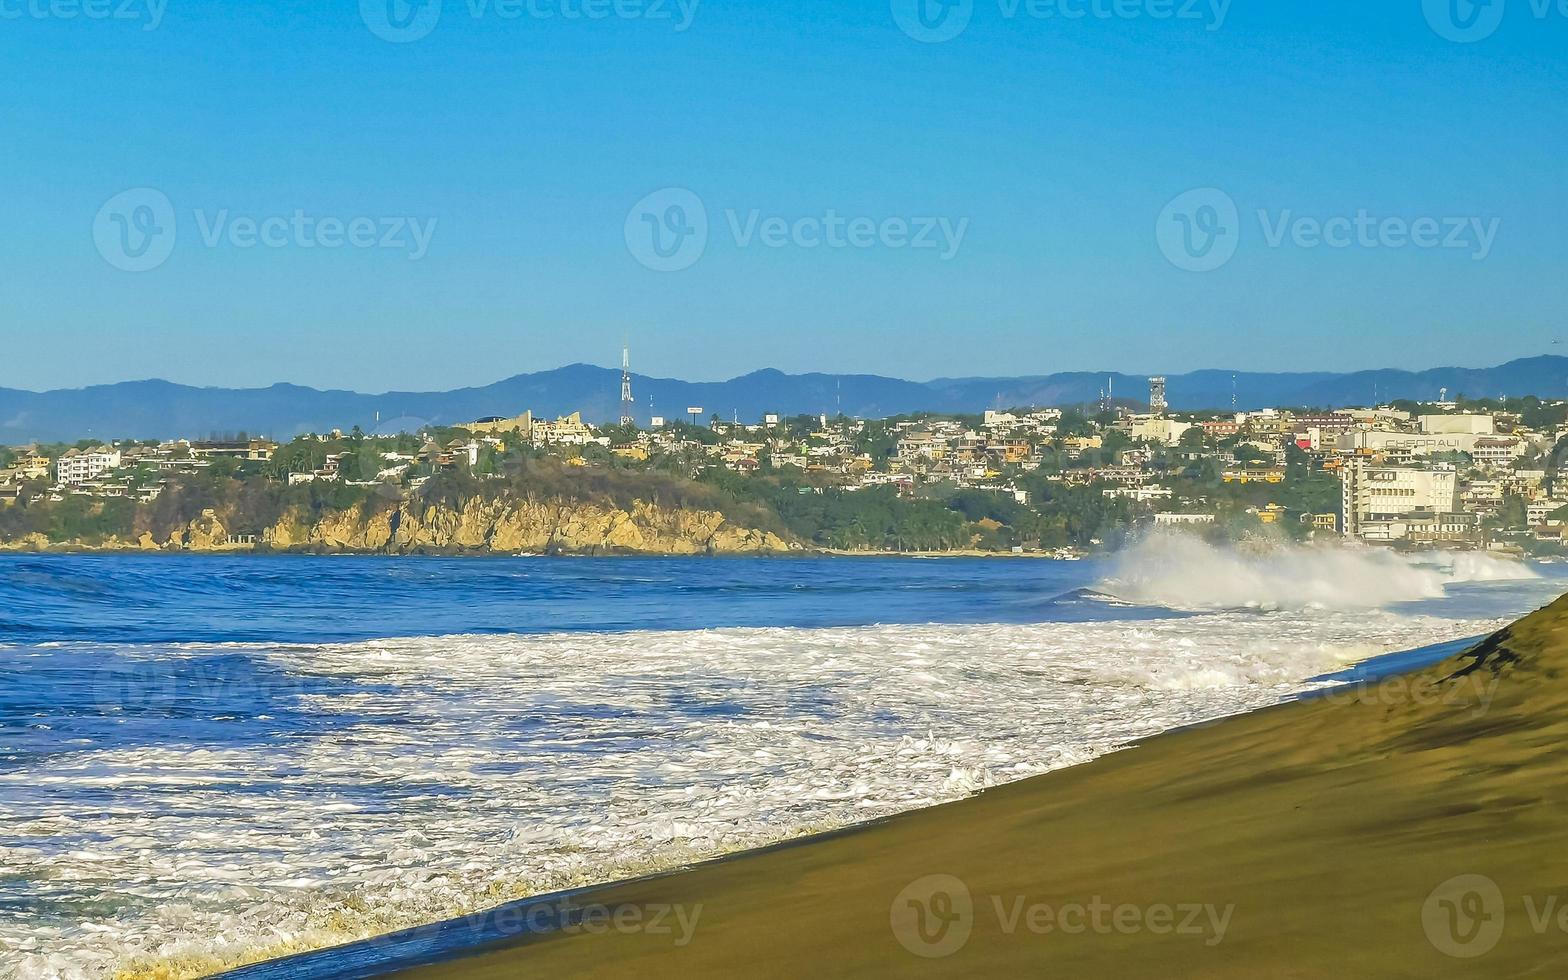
1153 512 1216 526
1471 438 1526 470
1358 511 1480 545
1340 462 1459 539
14 453 53 481
1222 467 1286 484
469 412 533 437
1201 419 1241 439
985 438 1033 464
1104 485 1173 503
1060 435 1103 457
190 439 279 462
1528 501 1566 526
530 412 595 447
1290 413 1357 432
56 447 122 485
1419 414 1496 436
1126 416 1193 446
1335 429 1489 457
896 432 945 462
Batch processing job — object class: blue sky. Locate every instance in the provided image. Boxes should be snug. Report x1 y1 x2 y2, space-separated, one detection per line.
0 0 1564 392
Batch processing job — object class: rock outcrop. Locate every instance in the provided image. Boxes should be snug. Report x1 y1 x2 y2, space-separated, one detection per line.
223 496 789 555
0 496 796 556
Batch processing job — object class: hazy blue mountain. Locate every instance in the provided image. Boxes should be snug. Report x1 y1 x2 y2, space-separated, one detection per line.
2 357 1563 443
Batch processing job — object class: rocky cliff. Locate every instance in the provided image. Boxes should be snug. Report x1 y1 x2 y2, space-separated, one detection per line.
1 497 796 556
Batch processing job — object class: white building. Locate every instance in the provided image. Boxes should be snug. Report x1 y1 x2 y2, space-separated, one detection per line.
1419 414 1496 436
1471 438 1527 470
1106 485 1174 503
1336 430 1487 457
1358 511 1479 544
1154 512 1216 526
1528 501 1566 526
1126 416 1194 446
1341 462 1459 539
56 448 121 485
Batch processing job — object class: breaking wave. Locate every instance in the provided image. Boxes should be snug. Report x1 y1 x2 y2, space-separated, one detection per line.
1097 533 1538 612
1415 551 1542 584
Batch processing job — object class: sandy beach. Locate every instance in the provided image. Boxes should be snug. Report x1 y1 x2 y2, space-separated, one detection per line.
372 593 1568 978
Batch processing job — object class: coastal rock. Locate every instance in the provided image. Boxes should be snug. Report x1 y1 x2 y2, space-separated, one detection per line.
0 494 793 556
247 495 795 556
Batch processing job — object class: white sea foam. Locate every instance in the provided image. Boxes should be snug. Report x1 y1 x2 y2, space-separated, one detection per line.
0 608 1519 979
1096 533 1537 611
1419 551 1541 584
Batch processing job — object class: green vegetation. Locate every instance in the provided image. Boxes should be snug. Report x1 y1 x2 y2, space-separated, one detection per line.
697 469 1137 551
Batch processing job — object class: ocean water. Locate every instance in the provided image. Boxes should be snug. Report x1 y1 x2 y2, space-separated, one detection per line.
0 545 1562 979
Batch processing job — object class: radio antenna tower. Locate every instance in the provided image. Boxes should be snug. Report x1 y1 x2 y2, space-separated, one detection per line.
1149 376 1168 417
620 345 636 426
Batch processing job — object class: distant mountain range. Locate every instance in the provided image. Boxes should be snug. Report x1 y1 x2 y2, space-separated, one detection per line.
3 357 1565 444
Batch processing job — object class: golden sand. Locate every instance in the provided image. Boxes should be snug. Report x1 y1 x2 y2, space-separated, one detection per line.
390 593 1568 978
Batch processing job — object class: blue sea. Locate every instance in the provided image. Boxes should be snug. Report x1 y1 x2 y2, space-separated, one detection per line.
1 547 1561 979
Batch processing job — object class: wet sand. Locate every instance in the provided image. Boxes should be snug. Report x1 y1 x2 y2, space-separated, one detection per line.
386 593 1568 978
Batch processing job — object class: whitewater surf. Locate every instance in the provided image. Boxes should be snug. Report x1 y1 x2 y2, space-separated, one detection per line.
1 550 1560 979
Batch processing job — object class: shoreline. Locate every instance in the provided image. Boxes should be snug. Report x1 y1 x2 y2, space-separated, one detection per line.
210 629 1503 980
354 595 1558 978
0 545 1089 560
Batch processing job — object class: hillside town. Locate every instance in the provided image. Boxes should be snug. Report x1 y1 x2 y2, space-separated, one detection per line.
0 376 1561 555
